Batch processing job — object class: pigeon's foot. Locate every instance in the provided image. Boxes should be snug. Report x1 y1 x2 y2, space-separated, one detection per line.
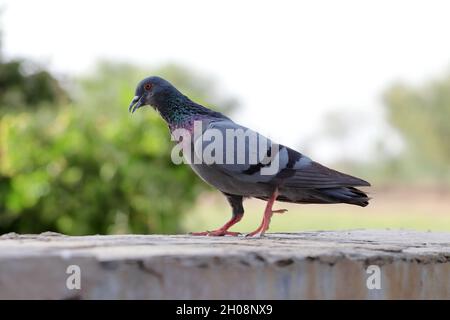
245 228 264 237
190 213 243 237
190 230 241 237
245 221 270 237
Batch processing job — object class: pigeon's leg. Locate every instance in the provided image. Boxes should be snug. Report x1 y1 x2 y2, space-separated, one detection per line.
190 194 244 236
246 188 279 237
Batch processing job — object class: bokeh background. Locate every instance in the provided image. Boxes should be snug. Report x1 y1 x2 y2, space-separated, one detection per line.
1 0 449 235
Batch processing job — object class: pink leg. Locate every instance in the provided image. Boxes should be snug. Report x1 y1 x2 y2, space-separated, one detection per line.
190 213 243 236
246 189 279 237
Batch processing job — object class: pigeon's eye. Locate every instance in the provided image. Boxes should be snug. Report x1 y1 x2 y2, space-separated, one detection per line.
144 83 152 91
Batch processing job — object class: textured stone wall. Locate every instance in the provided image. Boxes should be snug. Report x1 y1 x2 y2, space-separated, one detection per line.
0 230 449 299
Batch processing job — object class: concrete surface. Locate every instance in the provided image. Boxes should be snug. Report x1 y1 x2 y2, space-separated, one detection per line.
0 229 449 299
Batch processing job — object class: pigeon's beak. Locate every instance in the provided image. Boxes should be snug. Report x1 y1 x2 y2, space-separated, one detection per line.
128 95 144 114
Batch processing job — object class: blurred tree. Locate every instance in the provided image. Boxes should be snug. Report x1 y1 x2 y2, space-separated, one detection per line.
0 60 69 113
383 73 450 183
0 61 236 234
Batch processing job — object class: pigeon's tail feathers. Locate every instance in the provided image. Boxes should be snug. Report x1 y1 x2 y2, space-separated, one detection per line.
283 160 371 189
319 186 370 207
275 186 371 206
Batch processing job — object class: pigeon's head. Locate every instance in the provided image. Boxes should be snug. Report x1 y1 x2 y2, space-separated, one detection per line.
128 76 180 113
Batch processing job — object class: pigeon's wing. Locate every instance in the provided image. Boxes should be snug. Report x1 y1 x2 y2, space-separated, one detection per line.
193 119 370 188
279 156 371 188
192 119 277 184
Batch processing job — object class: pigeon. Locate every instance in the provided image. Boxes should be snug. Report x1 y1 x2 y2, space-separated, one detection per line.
129 76 370 237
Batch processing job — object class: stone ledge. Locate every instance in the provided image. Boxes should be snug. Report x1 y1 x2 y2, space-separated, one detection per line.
0 230 449 299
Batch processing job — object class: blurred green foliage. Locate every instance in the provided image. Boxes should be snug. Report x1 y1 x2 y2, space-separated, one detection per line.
0 57 235 234
0 60 69 112
383 73 450 184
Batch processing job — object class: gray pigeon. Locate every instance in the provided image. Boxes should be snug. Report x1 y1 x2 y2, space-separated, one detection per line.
129 76 370 236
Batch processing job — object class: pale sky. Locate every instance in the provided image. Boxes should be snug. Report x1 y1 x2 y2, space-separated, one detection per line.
2 0 450 162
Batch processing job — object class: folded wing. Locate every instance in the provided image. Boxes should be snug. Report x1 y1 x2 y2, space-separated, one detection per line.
193 119 370 189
